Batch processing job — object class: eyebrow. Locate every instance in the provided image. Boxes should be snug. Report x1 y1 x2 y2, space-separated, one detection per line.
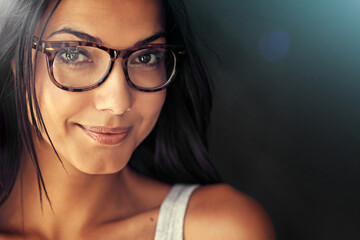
47 27 166 46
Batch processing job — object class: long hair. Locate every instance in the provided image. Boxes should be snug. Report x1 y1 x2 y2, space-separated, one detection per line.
0 0 222 205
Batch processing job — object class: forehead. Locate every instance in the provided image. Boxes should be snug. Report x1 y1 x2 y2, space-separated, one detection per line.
40 0 164 48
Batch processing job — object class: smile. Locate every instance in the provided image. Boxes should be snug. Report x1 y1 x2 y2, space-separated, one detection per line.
77 124 132 145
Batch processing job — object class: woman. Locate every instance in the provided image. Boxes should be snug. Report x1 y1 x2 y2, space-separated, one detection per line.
0 0 275 239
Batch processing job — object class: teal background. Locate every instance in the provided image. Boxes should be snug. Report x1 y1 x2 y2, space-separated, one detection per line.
187 0 360 239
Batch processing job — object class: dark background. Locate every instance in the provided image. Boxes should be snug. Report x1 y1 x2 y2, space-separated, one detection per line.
187 0 360 239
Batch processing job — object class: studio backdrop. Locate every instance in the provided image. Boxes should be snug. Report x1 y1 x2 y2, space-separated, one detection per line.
187 0 360 239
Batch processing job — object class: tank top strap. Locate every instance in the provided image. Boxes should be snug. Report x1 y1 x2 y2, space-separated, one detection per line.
154 184 200 240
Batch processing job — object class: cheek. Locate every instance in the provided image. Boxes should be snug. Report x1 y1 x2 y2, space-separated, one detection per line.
133 90 166 144
34 52 59 112
34 53 88 135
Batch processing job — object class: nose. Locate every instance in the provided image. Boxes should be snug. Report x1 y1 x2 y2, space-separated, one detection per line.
94 59 132 115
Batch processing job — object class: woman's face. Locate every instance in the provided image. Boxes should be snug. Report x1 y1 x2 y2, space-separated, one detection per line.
33 0 166 174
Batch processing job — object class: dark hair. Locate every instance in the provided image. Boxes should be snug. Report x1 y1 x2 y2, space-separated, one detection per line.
0 0 222 205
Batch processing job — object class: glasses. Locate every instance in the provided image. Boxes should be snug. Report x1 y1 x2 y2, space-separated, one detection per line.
32 37 185 92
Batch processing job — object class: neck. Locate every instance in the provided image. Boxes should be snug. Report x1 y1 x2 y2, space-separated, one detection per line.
0 138 145 239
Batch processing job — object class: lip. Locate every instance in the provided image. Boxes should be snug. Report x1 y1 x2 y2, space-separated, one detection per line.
77 124 132 145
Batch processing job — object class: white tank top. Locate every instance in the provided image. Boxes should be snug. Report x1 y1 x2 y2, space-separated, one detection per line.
154 184 200 240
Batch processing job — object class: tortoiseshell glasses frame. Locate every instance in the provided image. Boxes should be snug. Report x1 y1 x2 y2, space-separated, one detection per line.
32 37 185 92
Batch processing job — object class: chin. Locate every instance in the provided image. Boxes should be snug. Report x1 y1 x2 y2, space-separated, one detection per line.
75 161 128 175
68 151 131 175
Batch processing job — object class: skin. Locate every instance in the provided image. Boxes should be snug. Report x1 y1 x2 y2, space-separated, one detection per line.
0 0 276 239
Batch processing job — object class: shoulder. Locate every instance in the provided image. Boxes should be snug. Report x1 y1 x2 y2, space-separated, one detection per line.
184 184 276 240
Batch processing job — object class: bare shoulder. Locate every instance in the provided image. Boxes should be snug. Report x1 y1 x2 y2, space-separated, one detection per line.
185 184 276 240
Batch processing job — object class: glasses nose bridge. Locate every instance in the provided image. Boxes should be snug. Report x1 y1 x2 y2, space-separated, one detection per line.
111 49 128 62
106 49 129 85
109 50 130 79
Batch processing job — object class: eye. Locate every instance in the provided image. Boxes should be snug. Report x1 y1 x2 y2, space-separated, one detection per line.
138 54 152 63
135 52 158 64
130 48 166 67
56 47 92 65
